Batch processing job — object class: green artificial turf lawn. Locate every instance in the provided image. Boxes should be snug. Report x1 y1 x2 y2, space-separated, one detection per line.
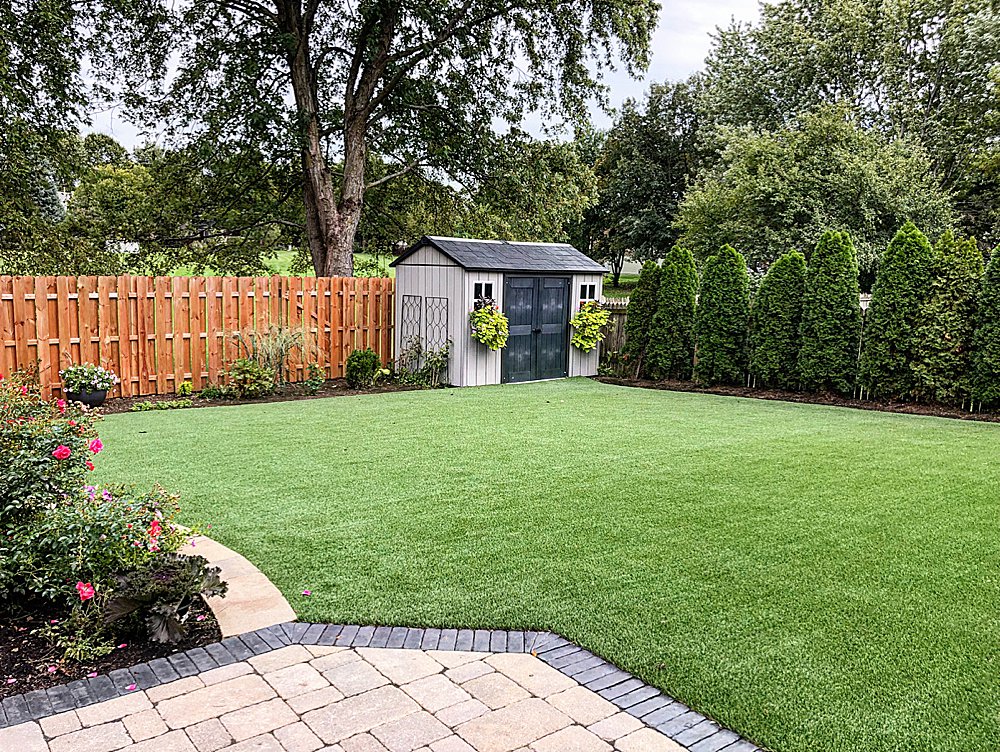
95 379 1000 752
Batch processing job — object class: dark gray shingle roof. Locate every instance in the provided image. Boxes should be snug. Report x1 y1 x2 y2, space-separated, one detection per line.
391 236 607 274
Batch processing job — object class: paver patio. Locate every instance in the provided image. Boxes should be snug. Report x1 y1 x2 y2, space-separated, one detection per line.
1 645 700 752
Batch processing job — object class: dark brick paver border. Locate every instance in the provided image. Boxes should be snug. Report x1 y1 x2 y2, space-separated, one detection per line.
1 624 762 751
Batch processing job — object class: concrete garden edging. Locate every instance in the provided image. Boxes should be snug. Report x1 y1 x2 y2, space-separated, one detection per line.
180 534 297 637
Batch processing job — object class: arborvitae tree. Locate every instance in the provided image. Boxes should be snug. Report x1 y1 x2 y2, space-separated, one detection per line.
646 246 698 380
971 249 1000 408
859 221 935 399
749 251 806 389
798 231 862 395
911 232 983 405
624 260 662 375
693 245 750 385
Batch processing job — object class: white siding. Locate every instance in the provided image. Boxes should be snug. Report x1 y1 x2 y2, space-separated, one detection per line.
461 272 504 386
568 273 604 377
393 244 466 385
405 244 459 266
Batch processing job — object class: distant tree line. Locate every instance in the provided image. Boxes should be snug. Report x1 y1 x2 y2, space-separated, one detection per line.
624 224 1000 410
581 0 998 290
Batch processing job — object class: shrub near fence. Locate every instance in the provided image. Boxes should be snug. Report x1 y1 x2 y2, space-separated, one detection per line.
0 275 394 399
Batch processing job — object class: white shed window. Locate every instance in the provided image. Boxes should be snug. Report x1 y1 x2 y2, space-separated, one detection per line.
579 283 596 303
474 282 494 301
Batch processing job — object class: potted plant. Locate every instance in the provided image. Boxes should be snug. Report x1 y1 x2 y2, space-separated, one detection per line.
61 364 119 407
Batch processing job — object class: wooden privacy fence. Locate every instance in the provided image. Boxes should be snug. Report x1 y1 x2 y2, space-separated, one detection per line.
600 299 628 359
0 275 394 399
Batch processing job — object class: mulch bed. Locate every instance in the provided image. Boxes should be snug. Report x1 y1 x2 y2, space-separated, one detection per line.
596 376 1000 423
99 378 422 415
0 598 220 699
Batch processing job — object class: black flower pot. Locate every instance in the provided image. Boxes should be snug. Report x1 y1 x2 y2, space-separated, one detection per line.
65 389 108 408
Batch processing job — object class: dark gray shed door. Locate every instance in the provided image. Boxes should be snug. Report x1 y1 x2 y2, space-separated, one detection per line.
501 276 569 383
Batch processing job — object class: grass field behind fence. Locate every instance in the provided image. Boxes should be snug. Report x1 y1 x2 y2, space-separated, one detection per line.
96 379 1000 752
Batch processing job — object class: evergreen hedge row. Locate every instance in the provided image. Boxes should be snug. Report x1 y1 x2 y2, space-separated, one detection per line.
860 221 935 399
618 226 997 409
972 251 1000 407
624 260 661 375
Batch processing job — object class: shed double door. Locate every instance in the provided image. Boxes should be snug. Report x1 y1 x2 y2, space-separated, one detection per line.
502 276 570 383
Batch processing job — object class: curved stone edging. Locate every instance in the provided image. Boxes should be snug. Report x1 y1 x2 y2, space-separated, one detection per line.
0 623 762 752
180 534 296 637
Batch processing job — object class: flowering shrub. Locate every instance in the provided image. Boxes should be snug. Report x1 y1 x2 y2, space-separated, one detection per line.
60 363 119 393
469 301 509 350
6 485 186 601
0 371 100 527
1 369 226 655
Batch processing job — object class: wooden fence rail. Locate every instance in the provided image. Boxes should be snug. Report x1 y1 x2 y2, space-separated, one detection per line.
0 275 394 399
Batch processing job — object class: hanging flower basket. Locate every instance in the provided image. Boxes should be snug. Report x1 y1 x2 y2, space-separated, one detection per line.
570 300 610 352
469 299 509 350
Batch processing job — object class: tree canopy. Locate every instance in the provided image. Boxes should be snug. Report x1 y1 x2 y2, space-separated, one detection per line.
675 106 953 287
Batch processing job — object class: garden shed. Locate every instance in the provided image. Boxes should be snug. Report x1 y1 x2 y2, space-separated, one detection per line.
390 236 606 386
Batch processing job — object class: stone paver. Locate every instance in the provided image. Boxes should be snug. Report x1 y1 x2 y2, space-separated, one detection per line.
123 708 169 741
455 698 570 752
13 637 745 752
158 675 275 728
0 722 48 752
587 711 644 741
185 718 232 752
461 673 530 710
221 698 298 741
546 685 618 726
264 663 330 698
530 725 612 751
273 721 324 752
40 711 81 738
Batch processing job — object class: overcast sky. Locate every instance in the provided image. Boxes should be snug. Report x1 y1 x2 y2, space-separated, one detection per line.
87 0 761 147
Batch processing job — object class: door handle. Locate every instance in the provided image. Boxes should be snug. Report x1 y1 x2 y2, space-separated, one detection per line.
532 328 542 334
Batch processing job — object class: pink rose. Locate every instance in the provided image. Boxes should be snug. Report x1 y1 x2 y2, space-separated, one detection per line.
52 445 72 460
88 438 103 454
76 582 95 601
57 399 66 413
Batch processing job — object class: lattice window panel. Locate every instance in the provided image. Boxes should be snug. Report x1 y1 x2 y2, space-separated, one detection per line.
424 297 449 351
400 295 422 349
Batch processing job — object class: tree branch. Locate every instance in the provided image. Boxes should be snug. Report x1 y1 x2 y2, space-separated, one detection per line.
364 158 425 190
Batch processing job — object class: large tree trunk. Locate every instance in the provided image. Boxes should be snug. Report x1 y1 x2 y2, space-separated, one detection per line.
282 5 360 278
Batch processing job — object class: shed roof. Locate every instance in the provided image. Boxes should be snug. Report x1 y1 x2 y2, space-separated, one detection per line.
390 236 607 274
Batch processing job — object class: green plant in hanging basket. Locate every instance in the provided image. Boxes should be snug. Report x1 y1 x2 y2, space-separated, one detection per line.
469 301 509 350
570 300 610 351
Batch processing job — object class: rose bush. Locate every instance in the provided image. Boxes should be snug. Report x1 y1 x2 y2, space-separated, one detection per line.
6 485 187 601
1 372 99 528
1 369 225 657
